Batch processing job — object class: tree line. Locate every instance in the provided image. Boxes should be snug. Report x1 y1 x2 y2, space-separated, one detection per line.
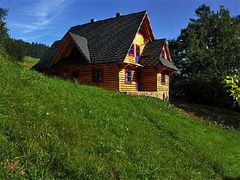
0 8 49 61
169 5 240 109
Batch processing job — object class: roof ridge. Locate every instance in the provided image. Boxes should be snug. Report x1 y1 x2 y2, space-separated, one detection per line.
153 38 166 42
70 10 147 30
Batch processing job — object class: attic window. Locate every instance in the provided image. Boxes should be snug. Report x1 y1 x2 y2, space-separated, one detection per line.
129 44 135 56
161 50 165 59
136 45 140 63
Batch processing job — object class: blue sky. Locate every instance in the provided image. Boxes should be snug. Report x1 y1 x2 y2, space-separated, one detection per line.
0 0 239 45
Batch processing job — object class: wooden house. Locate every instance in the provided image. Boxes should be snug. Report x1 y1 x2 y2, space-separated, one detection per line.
33 11 178 99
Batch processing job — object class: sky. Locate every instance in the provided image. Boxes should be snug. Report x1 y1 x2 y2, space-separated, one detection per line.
0 0 239 46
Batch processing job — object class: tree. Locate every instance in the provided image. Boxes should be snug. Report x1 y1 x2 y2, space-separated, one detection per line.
0 8 8 43
169 5 240 107
224 74 240 105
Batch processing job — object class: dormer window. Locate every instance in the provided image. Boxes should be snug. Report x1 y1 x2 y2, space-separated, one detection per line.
129 44 135 56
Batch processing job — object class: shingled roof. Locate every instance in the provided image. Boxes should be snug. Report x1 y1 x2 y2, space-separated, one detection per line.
141 39 178 71
33 11 147 70
33 40 61 70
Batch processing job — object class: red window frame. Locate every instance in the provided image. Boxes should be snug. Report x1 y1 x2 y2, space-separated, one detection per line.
125 69 132 84
92 69 104 84
128 44 135 57
161 72 166 85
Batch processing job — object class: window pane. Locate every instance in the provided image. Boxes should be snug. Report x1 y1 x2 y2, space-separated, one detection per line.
93 70 103 83
98 72 102 82
125 70 132 83
162 51 165 59
161 72 165 84
136 45 140 56
129 44 134 55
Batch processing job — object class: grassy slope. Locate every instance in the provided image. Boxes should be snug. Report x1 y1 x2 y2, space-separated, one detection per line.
0 58 239 179
172 100 240 129
18 56 39 69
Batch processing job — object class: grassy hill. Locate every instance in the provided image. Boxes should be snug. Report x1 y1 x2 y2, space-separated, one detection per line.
17 56 39 69
0 57 239 179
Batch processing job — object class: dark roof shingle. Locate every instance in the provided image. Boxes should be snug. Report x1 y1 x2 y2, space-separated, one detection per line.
32 40 61 70
141 39 178 70
33 11 147 70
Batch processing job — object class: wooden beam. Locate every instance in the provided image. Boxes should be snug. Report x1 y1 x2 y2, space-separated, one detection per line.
66 42 75 58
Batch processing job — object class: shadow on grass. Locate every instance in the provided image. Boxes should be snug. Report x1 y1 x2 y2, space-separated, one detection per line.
171 100 240 130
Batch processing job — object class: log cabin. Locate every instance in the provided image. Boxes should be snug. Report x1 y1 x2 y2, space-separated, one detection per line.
33 11 178 100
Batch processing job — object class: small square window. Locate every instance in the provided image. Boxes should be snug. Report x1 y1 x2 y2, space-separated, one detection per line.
93 70 103 83
125 69 132 84
161 72 165 85
129 44 135 56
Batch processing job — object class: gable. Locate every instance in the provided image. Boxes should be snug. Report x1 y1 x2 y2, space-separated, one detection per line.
141 39 178 71
161 44 171 61
50 34 89 68
124 14 155 64
52 33 90 66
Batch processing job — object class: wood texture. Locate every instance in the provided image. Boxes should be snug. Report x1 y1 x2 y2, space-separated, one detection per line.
48 64 119 91
119 67 137 92
138 67 157 91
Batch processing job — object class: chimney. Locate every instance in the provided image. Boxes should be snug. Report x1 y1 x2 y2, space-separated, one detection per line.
90 19 96 23
116 13 121 17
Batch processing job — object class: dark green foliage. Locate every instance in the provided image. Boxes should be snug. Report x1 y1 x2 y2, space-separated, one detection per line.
4 39 26 61
169 5 240 107
0 8 8 44
3 38 48 61
0 57 239 179
0 7 48 61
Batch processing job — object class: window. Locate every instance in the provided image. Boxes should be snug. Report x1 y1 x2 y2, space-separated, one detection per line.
125 69 132 84
71 71 78 81
161 72 165 85
129 44 135 56
136 45 140 63
161 50 165 59
136 45 140 56
93 70 103 83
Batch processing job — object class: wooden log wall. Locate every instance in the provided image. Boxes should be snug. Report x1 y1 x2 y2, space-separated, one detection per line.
49 64 119 91
138 67 157 91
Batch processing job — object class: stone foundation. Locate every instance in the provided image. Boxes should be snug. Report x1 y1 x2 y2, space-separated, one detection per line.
126 91 169 100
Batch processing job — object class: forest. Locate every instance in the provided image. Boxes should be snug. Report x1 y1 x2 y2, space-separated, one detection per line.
0 8 48 61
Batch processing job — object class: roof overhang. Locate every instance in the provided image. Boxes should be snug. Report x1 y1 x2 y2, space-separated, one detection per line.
118 62 143 69
51 32 91 66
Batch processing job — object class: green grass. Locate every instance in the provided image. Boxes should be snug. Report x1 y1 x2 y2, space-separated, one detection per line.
17 56 39 68
0 57 239 179
172 100 240 129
